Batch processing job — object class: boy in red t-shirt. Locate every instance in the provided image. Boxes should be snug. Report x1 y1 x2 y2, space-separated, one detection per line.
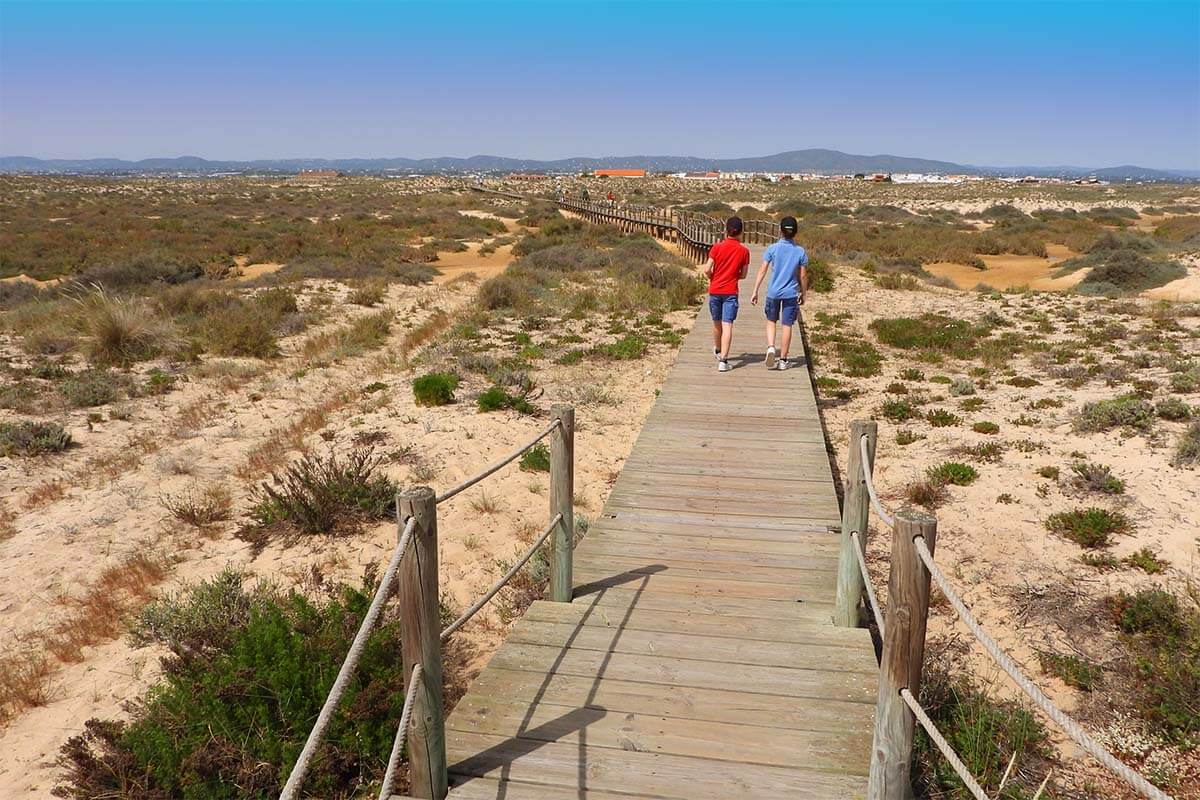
703 217 751 373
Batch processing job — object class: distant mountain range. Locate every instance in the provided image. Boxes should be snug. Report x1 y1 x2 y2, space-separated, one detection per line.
2 149 1196 181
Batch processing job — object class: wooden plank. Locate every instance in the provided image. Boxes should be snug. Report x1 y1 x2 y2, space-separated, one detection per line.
446 733 869 800
603 492 839 521
578 538 840 568
504 619 878 674
570 583 839 623
583 524 842 552
572 564 835 600
459 666 875 734
570 551 838 586
446 778 640 800
447 693 871 773
485 642 876 702
520 599 869 646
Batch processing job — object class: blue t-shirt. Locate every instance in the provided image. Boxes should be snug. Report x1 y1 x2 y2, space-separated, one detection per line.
763 238 809 299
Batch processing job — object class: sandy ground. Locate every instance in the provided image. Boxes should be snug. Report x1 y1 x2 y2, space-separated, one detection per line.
0 242 691 795
808 267 1199 796
926 243 1085 291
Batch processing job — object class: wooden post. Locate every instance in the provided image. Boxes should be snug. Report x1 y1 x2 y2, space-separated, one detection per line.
836 420 877 627
868 507 937 800
397 487 448 799
550 405 575 602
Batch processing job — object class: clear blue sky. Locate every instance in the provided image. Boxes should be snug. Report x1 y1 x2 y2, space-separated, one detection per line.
1 0 1198 168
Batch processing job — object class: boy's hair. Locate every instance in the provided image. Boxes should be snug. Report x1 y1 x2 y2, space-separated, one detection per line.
725 216 743 236
780 216 798 239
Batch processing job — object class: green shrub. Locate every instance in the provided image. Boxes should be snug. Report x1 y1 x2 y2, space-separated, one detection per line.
1069 462 1125 494
412 372 459 406
926 409 962 427
476 386 535 414
0 420 72 456
1036 465 1059 480
1075 393 1154 433
914 666 1051 799
869 313 982 357
900 368 925 381
1175 421 1200 466
880 398 918 422
896 429 924 446
959 442 1004 462
144 369 177 396
1081 552 1121 570
58 572 411 799
971 421 999 435
247 448 396 537
1038 651 1102 691
927 462 978 486
1045 507 1131 547
595 334 647 360
60 369 127 407
949 378 975 396
1007 375 1040 388
204 301 280 358
1124 548 1167 574
835 339 883 377
806 257 835 293
1155 397 1191 421
519 442 551 473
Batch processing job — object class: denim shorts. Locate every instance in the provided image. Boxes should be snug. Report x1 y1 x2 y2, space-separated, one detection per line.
708 293 739 323
764 295 799 325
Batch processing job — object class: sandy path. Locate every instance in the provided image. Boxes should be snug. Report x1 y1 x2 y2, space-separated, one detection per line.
926 244 1082 291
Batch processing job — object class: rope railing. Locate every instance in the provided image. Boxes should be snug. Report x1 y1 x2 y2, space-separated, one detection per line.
911 535 1173 800
840 418 1172 800
859 434 894 527
850 529 885 637
440 513 561 640
435 419 561 504
280 515 418 800
900 687 992 800
378 663 423 800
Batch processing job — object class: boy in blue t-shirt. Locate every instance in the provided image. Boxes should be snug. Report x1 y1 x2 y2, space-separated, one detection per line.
750 216 809 370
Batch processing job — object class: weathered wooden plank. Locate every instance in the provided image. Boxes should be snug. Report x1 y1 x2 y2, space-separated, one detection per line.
572 564 836 600
447 693 872 773
570 551 838 586
485 642 876 702
569 583 838 623
446 733 869 800
583 524 842 552
520 599 869 646
504 619 878 674
577 538 839 568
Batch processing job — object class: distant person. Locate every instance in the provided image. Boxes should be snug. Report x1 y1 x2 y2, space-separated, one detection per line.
750 215 808 370
606 190 615 202
581 187 590 202
704 216 751 373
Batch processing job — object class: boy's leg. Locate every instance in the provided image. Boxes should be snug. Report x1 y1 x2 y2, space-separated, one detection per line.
763 297 778 367
720 322 734 358
712 319 722 353
779 297 798 359
708 295 722 355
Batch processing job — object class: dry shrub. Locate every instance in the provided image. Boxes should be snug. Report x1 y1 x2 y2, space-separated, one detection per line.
235 394 350 480
0 499 16 541
399 309 450 363
24 479 68 510
0 651 55 724
301 311 392 363
160 483 233 528
48 551 171 663
74 287 169 366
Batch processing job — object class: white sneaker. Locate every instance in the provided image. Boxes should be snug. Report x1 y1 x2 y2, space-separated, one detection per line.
778 358 790 370
718 359 730 372
765 346 777 369
714 347 721 361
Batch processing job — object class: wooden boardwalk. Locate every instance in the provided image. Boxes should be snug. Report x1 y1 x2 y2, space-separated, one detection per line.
437 252 877 799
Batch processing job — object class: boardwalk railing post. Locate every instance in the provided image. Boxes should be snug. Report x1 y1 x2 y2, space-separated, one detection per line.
836 419 877 627
550 404 575 602
868 507 937 800
397 486 448 799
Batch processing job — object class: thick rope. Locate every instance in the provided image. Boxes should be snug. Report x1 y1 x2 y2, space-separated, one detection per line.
435 420 560 504
859 435 894 527
849 530 885 636
912 536 1173 800
280 517 418 800
377 663 423 800
900 688 992 800
441 513 562 640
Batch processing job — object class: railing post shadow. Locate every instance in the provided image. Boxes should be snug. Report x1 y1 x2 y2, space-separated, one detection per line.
868 506 937 800
397 486 448 799
836 419 877 627
550 404 575 602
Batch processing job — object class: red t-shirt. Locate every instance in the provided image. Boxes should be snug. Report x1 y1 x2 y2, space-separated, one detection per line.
707 237 750 295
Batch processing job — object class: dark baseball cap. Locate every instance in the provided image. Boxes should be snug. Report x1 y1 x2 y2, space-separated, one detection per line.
780 216 798 234
725 216 743 235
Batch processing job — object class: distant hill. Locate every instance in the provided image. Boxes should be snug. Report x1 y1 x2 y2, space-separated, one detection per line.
1 149 1195 181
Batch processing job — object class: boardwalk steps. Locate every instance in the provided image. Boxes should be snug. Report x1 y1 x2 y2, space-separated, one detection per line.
434 246 877 799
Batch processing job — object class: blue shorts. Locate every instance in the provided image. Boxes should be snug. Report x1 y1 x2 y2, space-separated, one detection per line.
764 295 798 325
708 293 739 323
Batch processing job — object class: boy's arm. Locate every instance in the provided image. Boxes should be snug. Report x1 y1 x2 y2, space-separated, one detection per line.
738 251 750 280
702 257 715 280
750 259 770 305
798 253 810 305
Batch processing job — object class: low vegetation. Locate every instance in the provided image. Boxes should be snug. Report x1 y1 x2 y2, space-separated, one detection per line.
412 372 459 406
0 420 72 456
1045 507 1132 548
